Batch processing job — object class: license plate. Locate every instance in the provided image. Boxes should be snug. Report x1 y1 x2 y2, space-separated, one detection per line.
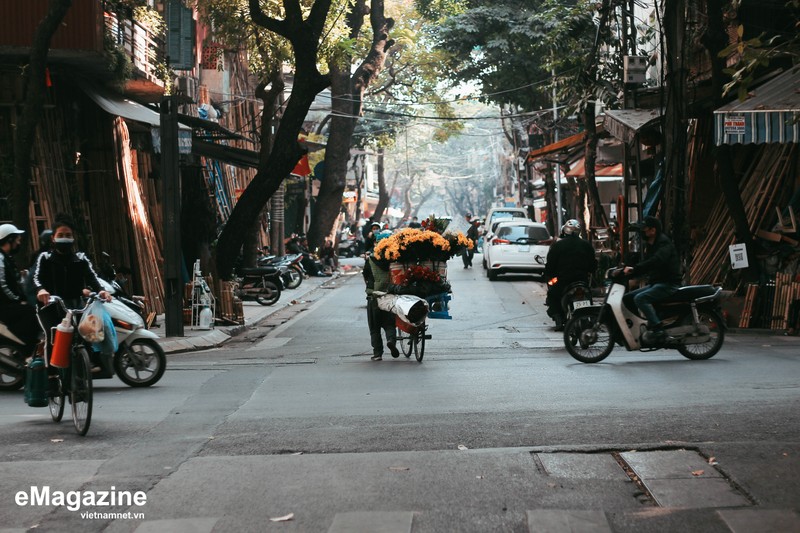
572 300 591 309
517 245 529 252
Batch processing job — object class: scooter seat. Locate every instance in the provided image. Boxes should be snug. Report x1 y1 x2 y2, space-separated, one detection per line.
240 266 279 276
661 285 719 304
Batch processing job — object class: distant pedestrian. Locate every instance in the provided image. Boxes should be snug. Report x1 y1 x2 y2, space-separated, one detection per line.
462 217 479 268
408 216 421 229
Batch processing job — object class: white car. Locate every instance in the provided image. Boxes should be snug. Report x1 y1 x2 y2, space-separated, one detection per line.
484 220 552 281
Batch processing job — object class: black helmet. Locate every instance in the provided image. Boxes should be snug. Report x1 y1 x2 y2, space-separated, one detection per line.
39 229 53 247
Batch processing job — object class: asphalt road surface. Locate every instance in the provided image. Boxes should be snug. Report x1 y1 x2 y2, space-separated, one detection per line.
1 256 799 533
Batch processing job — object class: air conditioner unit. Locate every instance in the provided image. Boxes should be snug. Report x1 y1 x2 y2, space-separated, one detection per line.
175 76 198 102
623 56 648 85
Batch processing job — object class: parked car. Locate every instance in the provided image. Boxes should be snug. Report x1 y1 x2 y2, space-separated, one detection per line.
484 207 530 239
483 220 552 281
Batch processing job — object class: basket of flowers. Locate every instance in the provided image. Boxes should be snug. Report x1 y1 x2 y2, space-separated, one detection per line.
373 220 473 301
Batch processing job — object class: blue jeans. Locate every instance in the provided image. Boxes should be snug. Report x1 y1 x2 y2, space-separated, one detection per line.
628 283 680 327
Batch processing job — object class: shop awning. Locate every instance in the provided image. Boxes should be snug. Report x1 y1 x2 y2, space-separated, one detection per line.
714 68 800 145
527 131 586 162
566 158 624 179
81 83 189 130
603 108 662 144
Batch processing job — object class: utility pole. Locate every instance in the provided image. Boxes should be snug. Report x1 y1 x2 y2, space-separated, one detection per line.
552 69 563 232
160 96 184 337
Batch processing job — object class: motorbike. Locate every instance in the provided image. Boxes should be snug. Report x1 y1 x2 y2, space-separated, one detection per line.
97 297 167 387
563 267 725 363
0 294 167 390
0 321 30 390
258 253 304 290
235 266 282 306
536 255 594 330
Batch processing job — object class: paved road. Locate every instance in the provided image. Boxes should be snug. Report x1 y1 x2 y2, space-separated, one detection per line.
1 257 798 532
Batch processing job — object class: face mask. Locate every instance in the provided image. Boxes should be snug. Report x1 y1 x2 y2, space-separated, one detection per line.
8 245 21 255
54 237 74 254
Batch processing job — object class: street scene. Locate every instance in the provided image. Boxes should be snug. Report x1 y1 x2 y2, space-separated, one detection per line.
1 0 800 532
1 259 799 533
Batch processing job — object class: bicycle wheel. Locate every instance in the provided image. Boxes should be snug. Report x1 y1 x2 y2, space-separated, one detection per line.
70 347 93 436
49 372 65 422
397 327 413 358
413 329 426 362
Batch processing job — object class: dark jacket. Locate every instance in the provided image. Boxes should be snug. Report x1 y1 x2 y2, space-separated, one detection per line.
544 235 597 283
632 233 682 285
466 223 479 242
32 251 104 302
0 251 25 304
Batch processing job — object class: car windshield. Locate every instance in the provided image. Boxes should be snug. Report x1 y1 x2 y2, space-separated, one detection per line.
496 225 550 243
491 211 526 221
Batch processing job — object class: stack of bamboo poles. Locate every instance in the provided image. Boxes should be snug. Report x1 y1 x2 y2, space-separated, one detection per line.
112 118 165 314
772 272 800 330
689 144 798 285
217 280 244 325
739 283 758 328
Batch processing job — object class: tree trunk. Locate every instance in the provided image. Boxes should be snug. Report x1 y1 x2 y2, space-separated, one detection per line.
216 0 334 279
307 0 394 250
372 148 391 221
11 0 72 260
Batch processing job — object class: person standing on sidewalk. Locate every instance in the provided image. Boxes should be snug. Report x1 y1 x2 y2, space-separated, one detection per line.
363 251 399 361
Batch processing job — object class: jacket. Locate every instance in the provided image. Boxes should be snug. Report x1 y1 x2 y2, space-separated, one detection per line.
543 235 597 283
32 251 104 301
632 233 682 285
0 251 24 304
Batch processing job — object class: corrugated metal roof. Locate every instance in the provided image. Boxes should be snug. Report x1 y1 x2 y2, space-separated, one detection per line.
714 68 800 145
603 109 663 144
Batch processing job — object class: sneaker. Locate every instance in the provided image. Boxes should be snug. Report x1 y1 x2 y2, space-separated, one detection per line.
370 354 382 361
387 341 400 358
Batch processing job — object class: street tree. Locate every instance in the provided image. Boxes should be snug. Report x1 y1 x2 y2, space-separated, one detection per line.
11 0 72 259
306 0 396 250
212 0 346 279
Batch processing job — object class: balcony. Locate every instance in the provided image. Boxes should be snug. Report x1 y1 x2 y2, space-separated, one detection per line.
0 1 166 102
104 9 167 102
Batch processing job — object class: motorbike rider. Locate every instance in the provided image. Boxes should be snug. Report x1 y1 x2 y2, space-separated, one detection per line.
622 216 682 342
0 224 41 352
33 215 111 309
543 219 597 331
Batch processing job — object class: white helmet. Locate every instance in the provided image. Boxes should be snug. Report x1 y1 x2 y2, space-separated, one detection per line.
0 224 25 242
561 219 581 236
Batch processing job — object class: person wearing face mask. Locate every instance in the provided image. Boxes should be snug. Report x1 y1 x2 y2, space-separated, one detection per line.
32 215 111 309
0 224 41 351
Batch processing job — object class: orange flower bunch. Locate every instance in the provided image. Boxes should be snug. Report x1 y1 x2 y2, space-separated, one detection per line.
374 228 452 262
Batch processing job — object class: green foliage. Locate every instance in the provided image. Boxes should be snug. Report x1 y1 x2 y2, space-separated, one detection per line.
719 20 800 100
103 33 133 87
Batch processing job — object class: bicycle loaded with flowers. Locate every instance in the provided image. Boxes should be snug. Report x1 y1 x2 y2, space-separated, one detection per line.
373 221 473 320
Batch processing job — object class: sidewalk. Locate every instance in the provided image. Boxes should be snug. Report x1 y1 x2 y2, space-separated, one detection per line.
154 268 358 354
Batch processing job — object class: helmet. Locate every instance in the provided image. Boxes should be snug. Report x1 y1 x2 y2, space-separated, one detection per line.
0 223 25 242
561 219 581 236
39 229 53 247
